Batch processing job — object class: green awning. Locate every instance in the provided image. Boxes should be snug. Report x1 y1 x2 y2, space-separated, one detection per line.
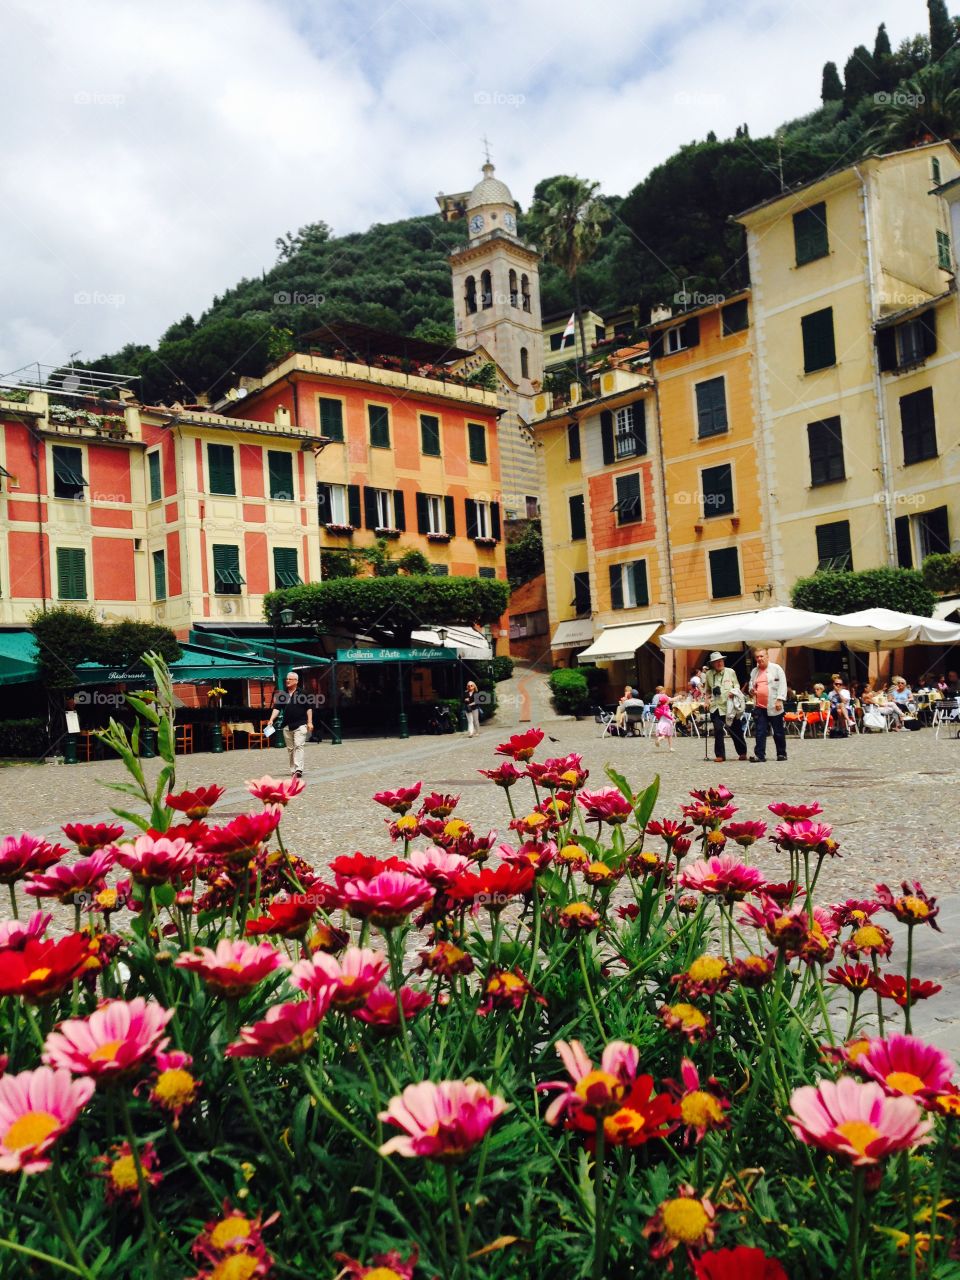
187 631 330 669
75 643 276 686
0 630 40 686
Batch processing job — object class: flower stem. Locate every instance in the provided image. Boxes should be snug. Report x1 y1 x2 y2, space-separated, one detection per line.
849 1166 865 1280
899 1151 917 1280
871 955 885 1035
45 1163 97 1280
116 1092 159 1279
904 923 914 1035
385 928 416 1076
445 1164 470 1280
926 1116 954 1275
8 882 18 920
578 939 605 1041
592 1125 606 1280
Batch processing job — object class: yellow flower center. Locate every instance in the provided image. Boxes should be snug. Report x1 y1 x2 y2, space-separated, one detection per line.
444 819 468 838
492 972 525 995
671 1003 707 1029
687 957 727 983
97 889 119 909
89 1039 123 1063
900 896 929 919
560 770 579 784
396 816 417 832
935 1093 960 1117
836 1119 881 1156
109 1154 140 1192
210 1258 260 1280
586 862 613 879
153 1068 196 1109
604 1107 647 1142
885 1071 926 1096
564 902 595 919
846 1038 871 1062
660 1197 710 1243
223 962 246 973
638 852 660 868
365 1271 405 1280
852 925 884 948
681 1091 725 1129
524 813 548 828
209 1216 252 1250
706 830 726 845
574 1069 625 1112
4 1110 60 1151
26 967 53 984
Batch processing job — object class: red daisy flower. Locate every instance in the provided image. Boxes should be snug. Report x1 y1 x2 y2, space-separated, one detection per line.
165 786 225 819
842 922 895 960
94 1140 162 1206
446 864 534 910
689 786 734 805
646 818 695 844
198 810 282 862
419 791 460 818
875 880 940 931
372 782 422 815
666 1058 731 1145
692 1245 788 1280
659 1002 713 1042
869 974 942 1007
353 983 431 1029
226 997 331 1062
767 801 823 820
417 940 474 979
245 893 322 940
62 822 125 856
333 1247 419 1279
0 933 93 1003
826 963 873 993
476 967 545 1015
720 820 767 848
477 762 524 788
494 728 544 761
0 835 65 885
329 852 409 884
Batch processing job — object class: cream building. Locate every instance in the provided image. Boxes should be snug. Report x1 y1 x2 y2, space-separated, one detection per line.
737 142 960 596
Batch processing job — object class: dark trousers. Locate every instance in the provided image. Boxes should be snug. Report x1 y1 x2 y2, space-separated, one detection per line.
753 706 786 760
711 709 747 759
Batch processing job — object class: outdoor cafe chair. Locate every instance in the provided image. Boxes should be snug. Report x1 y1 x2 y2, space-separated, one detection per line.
246 719 272 749
174 724 195 755
594 707 617 739
933 698 960 739
623 705 647 737
797 701 825 740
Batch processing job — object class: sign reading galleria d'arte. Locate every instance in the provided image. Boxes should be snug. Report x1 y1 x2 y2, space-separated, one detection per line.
336 647 458 663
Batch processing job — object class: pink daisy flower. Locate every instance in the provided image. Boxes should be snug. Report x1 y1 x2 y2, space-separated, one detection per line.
0 1066 95 1173
538 1039 640 1126
174 939 284 997
339 871 434 928
225 997 331 1062
353 984 432 1029
788 1075 934 1164
379 1080 506 1160
406 846 471 888
289 946 389 1010
43 997 173 1082
112 834 198 886
245 775 305 806
680 854 766 902
0 909 52 950
857 1034 955 1099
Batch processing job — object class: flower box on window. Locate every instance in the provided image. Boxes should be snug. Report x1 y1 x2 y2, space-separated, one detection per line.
426 531 452 543
474 536 498 548
374 527 401 539
325 522 355 536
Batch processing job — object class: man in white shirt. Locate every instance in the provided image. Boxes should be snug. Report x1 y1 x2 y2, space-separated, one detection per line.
704 652 747 762
747 648 788 762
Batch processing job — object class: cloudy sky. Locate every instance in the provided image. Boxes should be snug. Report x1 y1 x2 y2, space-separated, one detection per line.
0 0 933 377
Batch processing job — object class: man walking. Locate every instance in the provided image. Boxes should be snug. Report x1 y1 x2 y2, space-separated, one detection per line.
705 651 747 762
747 648 788 762
267 671 313 778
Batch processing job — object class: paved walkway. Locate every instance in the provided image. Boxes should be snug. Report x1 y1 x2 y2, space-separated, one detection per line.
3 665 958 1050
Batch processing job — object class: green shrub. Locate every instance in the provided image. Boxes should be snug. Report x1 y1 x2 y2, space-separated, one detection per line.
922 552 960 595
548 668 591 717
490 655 514 682
791 566 935 616
0 718 48 758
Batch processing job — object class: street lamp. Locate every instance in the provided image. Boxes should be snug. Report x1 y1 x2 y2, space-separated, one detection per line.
752 584 774 603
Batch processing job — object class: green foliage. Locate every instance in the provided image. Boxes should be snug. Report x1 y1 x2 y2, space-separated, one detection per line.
319 548 360 579
506 520 544 588
94 621 182 667
266 575 510 645
489 655 515 682
791 566 936 616
265 325 295 365
548 667 591 716
843 45 876 107
412 317 455 345
397 548 432 575
464 361 498 390
929 0 955 60
871 52 960 148
0 717 47 758
29 608 181 689
922 551 960 594
821 60 844 101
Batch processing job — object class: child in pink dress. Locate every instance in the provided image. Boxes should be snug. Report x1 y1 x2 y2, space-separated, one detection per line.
652 687 675 751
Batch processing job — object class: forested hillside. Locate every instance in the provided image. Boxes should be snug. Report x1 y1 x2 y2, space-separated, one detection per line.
90 8 960 403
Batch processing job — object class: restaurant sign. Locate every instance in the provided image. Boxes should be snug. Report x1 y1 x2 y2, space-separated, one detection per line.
336 647 457 663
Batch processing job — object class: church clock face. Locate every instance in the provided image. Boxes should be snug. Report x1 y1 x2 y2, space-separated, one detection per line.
469 213 484 234
503 211 516 232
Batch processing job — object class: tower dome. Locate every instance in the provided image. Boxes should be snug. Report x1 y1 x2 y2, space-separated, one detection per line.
467 162 515 211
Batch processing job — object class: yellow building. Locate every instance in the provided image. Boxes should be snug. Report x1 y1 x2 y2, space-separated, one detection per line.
648 291 770 684
736 143 960 596
542 308 607 372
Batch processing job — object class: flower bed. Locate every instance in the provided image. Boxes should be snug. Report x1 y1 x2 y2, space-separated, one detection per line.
0 660 956 1279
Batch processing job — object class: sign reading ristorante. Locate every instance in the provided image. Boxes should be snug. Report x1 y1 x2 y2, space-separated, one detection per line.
336 647 458 663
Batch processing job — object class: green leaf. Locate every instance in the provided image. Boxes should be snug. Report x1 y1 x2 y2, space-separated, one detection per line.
603 764 633 803
126 695 160 726
632 775 661 833
153 883 176 909
109 808 152 833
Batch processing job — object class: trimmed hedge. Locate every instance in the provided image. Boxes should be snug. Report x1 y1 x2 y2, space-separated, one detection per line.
0 718 48 759
30 608 182 690
922 552 960 596
490 655 514 682
548 668 591 717
791 566 935 617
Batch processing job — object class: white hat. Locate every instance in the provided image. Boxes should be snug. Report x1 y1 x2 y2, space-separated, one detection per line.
708 651 724 662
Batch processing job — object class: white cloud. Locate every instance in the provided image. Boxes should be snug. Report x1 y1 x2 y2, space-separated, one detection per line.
0 0 932 377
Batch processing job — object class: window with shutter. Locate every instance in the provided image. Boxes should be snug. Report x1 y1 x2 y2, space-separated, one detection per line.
273 546 301 588
393 490 406 531
807 416 845 486
937 229 951 270
473 502 492 538
793 202 829 265
815 521 853 571
368 405 390 449
431 563 449 575
695 377 728 438
915 505 950 558
614 405 640 458
207 444 236 495
895 515 913 568
318 483 348 524
569 494 586 541
613 472 642 525
52 446 87 501
491 502 501 541
148 451 162 503
701 464 734 518
152 549 166 601
600 410 615 465
478 567 496 579
567 421 581 461
572 572 591 615
708 547 741 600
609 560 648 609
347 486 361 528
464 498 478 539
444 495 456 537
467 423 487 463
801 308 836 373
900 387 938 464
425 495 444 534
721 298 749 335
212 544 244 595
420 415 440 456
56 547 87 600
318 397 344 441
268 451 294 501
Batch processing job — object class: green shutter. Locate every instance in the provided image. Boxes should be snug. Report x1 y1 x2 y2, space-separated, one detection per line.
614 472 641 524
420 414 440 456
937 229 951 270
213 544 244 594
268 451 294 501
207 444 236 495
56 547 87 600
52 446 86 500
148 451 162 502
632 561 649 607
273 546 301 588
569 494 586 541
794 202 829 265
695 378 728 437
708 548 741 600
609 564 624 610
702 464 733 518
152 550 166 601
468 422 487 463
816 521 853 572
801 308 836 373
318 398 344 441
368 405 390 448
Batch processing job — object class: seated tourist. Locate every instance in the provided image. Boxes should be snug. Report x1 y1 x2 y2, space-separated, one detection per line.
828 675 853 736
615 684 644 733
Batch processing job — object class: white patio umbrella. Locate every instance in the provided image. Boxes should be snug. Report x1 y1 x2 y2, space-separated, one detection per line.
822 607 960 651
659 605 835 650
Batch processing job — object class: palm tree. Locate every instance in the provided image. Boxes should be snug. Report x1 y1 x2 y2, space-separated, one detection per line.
525 176 609 384
873 61 960 150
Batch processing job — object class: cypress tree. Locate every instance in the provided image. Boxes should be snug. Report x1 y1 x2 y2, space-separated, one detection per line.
821 60 844 102
928 0 954 60
843 46 877 106
873 23 892 60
